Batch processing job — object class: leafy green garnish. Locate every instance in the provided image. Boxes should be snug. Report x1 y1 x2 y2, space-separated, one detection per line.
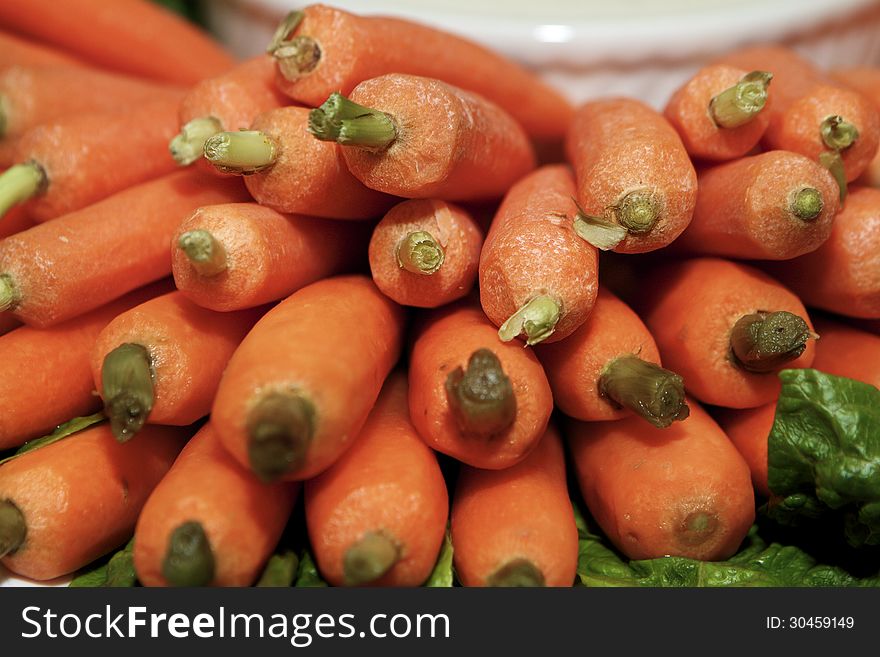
294 549 328 587
424 530 454 587
256 550 299 587
1 413 106 466
69 539 137 588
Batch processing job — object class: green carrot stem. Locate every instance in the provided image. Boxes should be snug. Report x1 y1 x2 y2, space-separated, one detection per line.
820 115 859 151
572 210 628 251
445 348 517 438
101 343 155 443
613 189 660 234
162 521 215 587
497 295 561 346
790 187 824 221
246 390 315 482
0 499 26 558
256 551 300 587
266 10 305 54
308 92 398 151
709 70 772 129
203 130 277 175
169 116 223 166
598 355 690 428
729 311 813 373
0 273 19 313
819 150 848 203
396 230 445 275
274 37 321 81
0 161 47 219
343 531 401 586
178 229 228 277
486 558 545 587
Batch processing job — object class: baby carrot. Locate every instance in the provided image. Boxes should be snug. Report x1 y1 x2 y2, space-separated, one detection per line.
212 275 404 482
452 424 578 587
0 31 84 70
0 422 188 581
673 150 839 260
0 0 234 85
0 205 33 240
833 68 880 186
90 291 263 442
306 373 448 587
0 313 18 337
535 287 689 428
308 74 536 201
636 257 816 409
408 302 553 470
172 202 370 312
714 403 775 498
203 106 395 220
0 169 248 328
267 5 574 141
134 423 300 587
479 165 598 345
569 400 755 561
566 98 697 253
368 199 483 308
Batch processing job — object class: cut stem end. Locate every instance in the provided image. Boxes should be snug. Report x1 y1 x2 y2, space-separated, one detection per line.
613 189 661 234
343 531 401 586
487 558 545 587
599 355 690 428
821 115 859 151
247 390 315 482
178 229 228 277
396 231 445 274
0 273 20 313
0 161 47 219
170 116 223 166
308 92 398 151
498 295 561 346
730 311 812 373
203 130 277 175
790 187 824 221
101 343 154 442
445 348 517 438
0 499 26 558
162 521 215 587
709 70 772 129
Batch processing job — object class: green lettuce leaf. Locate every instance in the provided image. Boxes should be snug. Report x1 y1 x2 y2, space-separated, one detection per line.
1 413 106 466
424 530 454 587
256 550 299 587
294 549 328 587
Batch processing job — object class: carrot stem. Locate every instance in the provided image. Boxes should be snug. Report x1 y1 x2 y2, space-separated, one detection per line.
203 130 277 175
819 150 848 202
178 229 228 277
572 203 628 251
709 70 772 129
0 273 19 313
162 521 215 587
486 558 545 587
598 355 690 428
266 10 305 54
169 116 223 167
614 189 660 234
343 531 401 586
790 187 824 221
729 310 812 373
445 348 517 438
0 499 26 558
101 343 155 443
396 230 445 275
0 161 47 218
274 38 321 82
308 93 398 151
498 295 561 346
246 390 315 482
820 115 859 151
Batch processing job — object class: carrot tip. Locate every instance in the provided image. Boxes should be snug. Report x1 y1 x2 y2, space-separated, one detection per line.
178 229 228 277
678 512 720 547
308 93 398 151
162 521 215 587
0 273 19 313
343 531 401 586
203 130 277 175
819 150 848 203
572 211 627 251
498 295 560 346
729 311 812 374
790 187 824 221
266 10 305 54
445 348 517 438
709 70 772 129
101 343 155 442
246 390 315 481
821 115 860 152
486 558 545 587
0 161 47 219
599 355 690 428
0 499 26 559
396 230 445 275
170 116 223 166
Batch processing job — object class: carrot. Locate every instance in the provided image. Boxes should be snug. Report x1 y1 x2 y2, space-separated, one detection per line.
673 150 840 260
479 165 598 345
368 199 483 308
203 106 395 220
0 169 247 328
0 280 169 451
408 301 553 470
718 45 880 184
535 286 689 428
565 98 697 253
713 403 775 498
134 423 300 587
266 5 573 141
0 204 33 240
0 313 18 337
0 31 85 70
305 373 447 587
308 73 536 201
451 424 577 587
172 202 370 312
212 275 404 482
90 291 263 442
0 0 234 85
170 55 288 168
568 399 755 561
636 257 816 409
0 422 188 581
833 67 880 186
763 186 880 318
0 95 182 222
0 139 16 169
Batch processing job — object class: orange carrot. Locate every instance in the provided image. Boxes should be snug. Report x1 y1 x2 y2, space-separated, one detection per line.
308 74 536 201
569 400 755 561
134 423 300 587
636 257 816 409
810 314 880 387
0 95 182 222
0 313 18 336
565 98 697 253
267 4 573 141
0 169 247 328
0 0 234 85
368 199 483 308
172 202 370 312
0 204 33 240
306 373 448 587
0 280 169 450
763 186 880 318
673 150 839 260
0 422 188 580
536 286 689 428
451 424 577 587
90 291 263 442
408 301 553 470
664 64 773 161
212 275 404 482
833 67 880 187
0 31 85 70
479 165 598 345
203 106 395 220
714 403 775 498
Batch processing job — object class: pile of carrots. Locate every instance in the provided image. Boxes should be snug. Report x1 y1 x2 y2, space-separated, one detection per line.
0 0 879 587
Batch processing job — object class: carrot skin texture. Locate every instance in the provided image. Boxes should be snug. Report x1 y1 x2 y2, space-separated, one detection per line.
0 32 85 70
0 423 188 580
452 424 578 587
0 205 34 240
306 373 448 587
810 315 880 387
569 401 755 561
134 423 300 587
714 403 775 498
